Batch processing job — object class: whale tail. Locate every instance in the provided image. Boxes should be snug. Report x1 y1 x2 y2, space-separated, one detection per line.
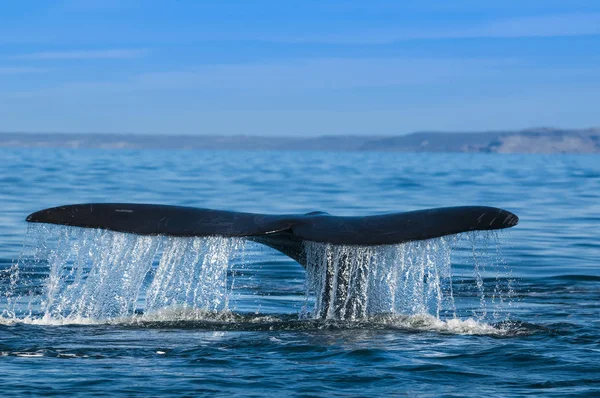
26 203 518 266
26 203 518 319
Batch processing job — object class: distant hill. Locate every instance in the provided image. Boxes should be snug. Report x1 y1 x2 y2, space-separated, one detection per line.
1 127 599 154
359 127 600 154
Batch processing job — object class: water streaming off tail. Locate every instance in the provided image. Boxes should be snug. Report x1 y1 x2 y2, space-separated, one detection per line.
303 232 514 322
2 225 514 325
3 224 243 321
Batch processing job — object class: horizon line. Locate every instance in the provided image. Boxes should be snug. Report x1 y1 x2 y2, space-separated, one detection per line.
1 126 598 138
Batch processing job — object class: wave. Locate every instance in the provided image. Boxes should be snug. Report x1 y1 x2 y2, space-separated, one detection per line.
0 308 536 337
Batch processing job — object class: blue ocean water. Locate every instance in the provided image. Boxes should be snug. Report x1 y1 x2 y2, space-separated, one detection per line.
0 148 598 396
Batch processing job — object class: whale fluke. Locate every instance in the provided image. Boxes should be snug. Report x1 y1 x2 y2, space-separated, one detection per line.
26 203 518 264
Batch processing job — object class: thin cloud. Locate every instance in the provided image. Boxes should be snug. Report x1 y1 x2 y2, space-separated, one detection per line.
10 49 149 60
112 57 520 96
61 0 142 12
0 67 46 74
266 12 600 44
8 56 521 100
457 12 600 39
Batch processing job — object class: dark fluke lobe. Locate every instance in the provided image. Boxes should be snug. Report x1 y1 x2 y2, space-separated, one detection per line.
26 203 294 237
26 203 518 248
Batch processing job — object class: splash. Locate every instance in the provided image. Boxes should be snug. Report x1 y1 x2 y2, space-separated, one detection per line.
303 237 457 321
303 232 515 322
2 225 515 330
3 224 243 322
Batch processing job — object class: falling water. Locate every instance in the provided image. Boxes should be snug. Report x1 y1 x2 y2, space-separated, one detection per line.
3 225 514 324
4 224 243 322
303 232 514 322
303 237 455 321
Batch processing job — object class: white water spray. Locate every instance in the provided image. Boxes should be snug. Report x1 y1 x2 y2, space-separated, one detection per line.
303 237 457 321
3 225 514 326
302 232 514 322
4 224 243 321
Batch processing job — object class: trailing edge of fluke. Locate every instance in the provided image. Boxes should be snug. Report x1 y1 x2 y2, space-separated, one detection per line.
26 203 518 258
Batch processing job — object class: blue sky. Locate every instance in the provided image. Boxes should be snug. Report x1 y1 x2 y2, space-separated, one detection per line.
1 0 599 136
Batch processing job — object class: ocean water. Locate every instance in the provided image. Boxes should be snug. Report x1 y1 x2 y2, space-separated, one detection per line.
0 148 598 396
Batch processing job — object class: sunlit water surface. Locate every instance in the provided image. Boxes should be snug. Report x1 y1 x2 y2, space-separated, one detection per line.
0 149 598 396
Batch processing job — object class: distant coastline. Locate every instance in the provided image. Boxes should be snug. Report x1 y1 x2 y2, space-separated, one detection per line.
1 127 599 154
